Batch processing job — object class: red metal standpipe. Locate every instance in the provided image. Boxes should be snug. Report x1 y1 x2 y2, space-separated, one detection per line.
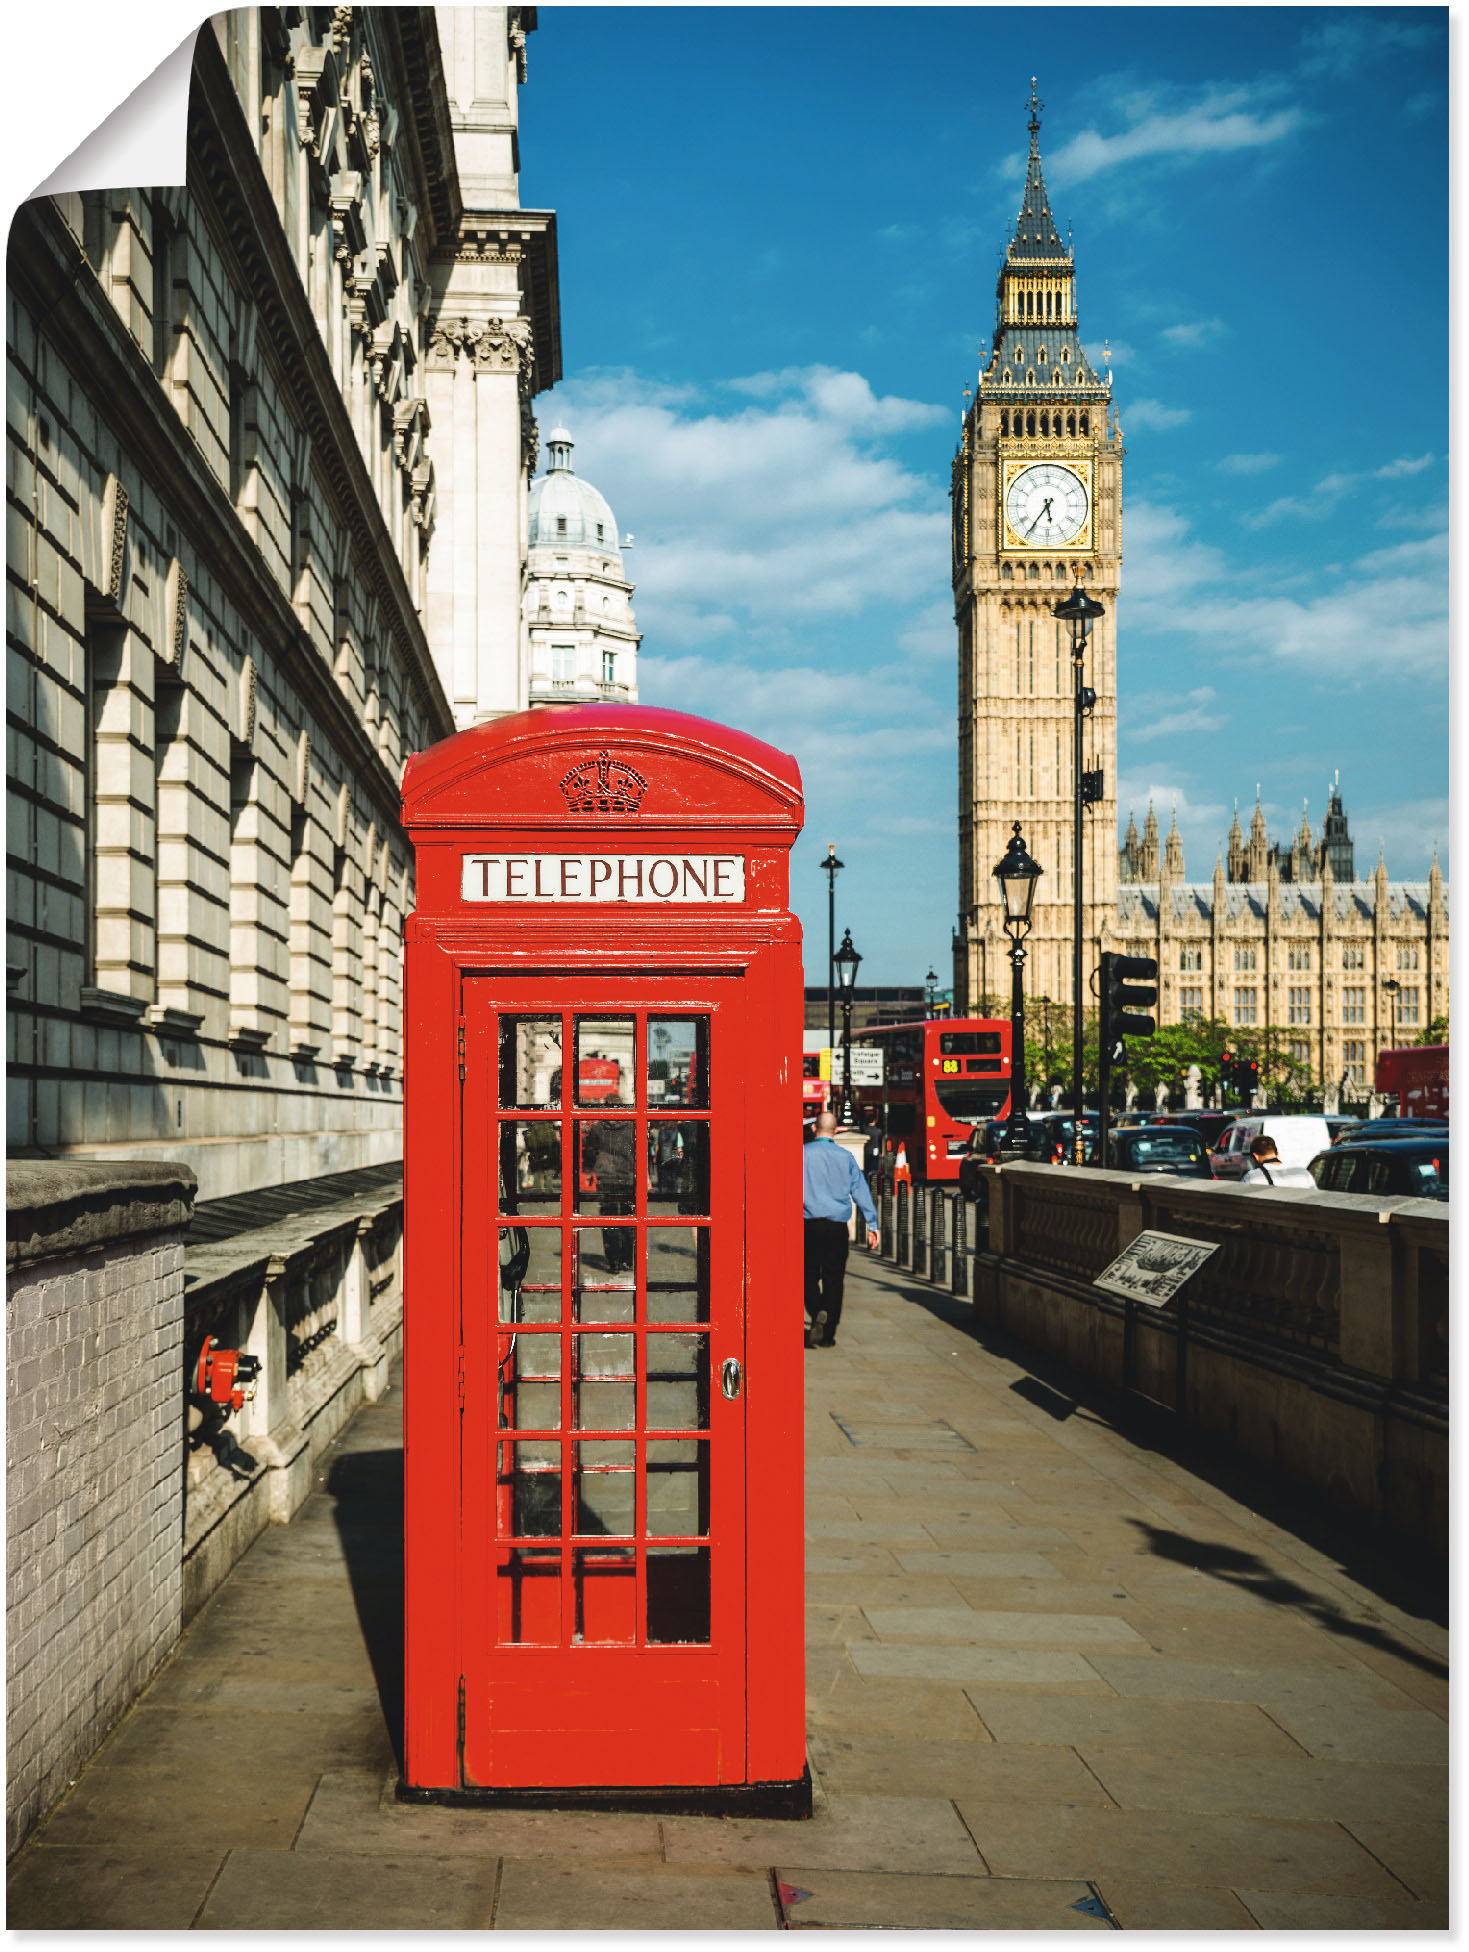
193 1335 262 1415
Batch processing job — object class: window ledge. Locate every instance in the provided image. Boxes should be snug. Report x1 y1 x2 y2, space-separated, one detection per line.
81 986 150 1024
146 1005 206 1037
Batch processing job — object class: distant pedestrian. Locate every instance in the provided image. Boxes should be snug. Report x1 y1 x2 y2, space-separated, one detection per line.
803 1111 880 1348
1240 1134 1315 1189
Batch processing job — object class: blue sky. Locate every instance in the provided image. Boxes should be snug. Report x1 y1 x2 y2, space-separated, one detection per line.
522 6 1449 986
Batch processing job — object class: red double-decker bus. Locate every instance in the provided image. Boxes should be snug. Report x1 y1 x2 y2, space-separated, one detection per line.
847 1018 1012 1181
1374 1044 1448 1119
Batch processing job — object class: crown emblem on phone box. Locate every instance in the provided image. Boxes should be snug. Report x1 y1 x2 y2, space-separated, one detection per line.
560 749 647 813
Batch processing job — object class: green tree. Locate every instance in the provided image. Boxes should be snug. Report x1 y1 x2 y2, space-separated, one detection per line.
1415 1014 1449 1047
1120 1017 1231 1109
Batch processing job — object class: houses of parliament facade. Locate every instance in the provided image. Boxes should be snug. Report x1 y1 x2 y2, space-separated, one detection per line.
951 93 1446 1096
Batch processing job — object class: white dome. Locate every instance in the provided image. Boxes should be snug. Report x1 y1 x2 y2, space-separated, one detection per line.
528 429 622 561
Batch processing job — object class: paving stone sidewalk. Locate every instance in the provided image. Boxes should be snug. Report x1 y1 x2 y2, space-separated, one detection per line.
7 1255 1448 1929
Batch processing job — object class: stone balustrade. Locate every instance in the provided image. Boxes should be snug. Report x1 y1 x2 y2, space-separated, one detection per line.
869 1164 1447 1552
182 1171 403 1617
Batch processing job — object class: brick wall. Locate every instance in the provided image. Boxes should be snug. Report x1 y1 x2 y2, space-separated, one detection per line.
6 1161 194 1854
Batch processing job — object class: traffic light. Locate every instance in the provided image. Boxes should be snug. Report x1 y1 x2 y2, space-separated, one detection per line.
1099 952 1157 1049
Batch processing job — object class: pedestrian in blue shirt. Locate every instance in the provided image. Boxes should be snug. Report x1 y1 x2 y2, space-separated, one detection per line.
802 1111 880 1348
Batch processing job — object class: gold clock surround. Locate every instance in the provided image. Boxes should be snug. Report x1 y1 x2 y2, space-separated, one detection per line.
1000 454 1093 553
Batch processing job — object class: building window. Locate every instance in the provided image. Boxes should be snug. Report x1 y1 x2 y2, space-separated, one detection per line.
596 522 604 541
1342 986 1365 1024
1343 1039 1366 1084
1288 946 1311 971
551 643 575 686
1233 989 1257 1025
1288 986 1312 1025
1289 1038 1311 1067
1342 945 1364 970
601 650 616 685
1234 946 1257 972
1396 945 1419 971
1399 986 1421 1026
1180 986 1203 1020
556 516 567 535
1179 947 1201 972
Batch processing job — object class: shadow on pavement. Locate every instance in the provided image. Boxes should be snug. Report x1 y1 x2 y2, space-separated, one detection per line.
327 1444 406 1772
864 1265 1449 1639
1123 1517 1449 1681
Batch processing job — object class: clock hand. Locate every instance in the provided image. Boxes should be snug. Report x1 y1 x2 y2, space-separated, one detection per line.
1026 498 1053 536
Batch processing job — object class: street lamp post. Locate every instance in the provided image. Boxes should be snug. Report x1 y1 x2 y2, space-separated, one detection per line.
993 822 1043 1154
1054 580 1106 1165
925 965 937 1015
820 844 844 1065
1384 976 1401 1053
834 929 862 1124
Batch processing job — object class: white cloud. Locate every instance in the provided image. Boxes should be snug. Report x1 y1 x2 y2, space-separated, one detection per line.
1347 796 1449 880
725 365 949 436
1219 453 1282 475
1131 686 1229 743
1122 398 1192 432
1374 453 1434 480
897 599 955 663
1127 499 1447 681
1047 85 1303 186
540 367 951 638
1241 454 1439 529
1159 318 1227 351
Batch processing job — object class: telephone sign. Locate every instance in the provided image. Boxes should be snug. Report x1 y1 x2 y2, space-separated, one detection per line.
400 704 809 1814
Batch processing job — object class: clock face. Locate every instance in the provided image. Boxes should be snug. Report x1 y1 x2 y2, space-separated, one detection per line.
1006 463 1089 547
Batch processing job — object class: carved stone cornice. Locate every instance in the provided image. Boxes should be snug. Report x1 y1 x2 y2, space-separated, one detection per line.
423 314 534 388
434 209 560 394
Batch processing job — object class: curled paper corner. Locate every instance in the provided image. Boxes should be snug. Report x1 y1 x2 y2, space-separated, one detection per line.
29 20 202 201
776 1882 814 1908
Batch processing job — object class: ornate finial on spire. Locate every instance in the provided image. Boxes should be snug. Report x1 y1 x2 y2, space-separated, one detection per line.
1028 76 1043 142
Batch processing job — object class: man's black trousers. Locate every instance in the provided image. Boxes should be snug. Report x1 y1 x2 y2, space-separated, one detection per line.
804 1217 850 1342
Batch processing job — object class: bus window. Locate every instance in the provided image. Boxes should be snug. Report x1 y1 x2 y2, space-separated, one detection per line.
937 1031 1003 1057
885 1104 918 1137
932 1080 1010 1124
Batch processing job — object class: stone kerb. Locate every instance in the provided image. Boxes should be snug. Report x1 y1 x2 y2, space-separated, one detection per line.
6 1159 197 1855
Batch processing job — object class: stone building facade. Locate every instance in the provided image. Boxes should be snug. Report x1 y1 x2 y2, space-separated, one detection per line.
1115 792 1447 1096
6 7 560 1198
952 99 1447 1089
525 427 640 705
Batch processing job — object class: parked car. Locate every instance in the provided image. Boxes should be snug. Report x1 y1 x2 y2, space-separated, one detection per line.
1329 1117 1449 1148
957 1121 1009 1198
1105 1125 1214 1178
1210 1115 1332 1181
1028 1112 1099 1164
1152 1110 1236 1151
1309 1138 1449 1202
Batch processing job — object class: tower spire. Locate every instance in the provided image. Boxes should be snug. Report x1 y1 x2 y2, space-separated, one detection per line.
1008 83 1068 263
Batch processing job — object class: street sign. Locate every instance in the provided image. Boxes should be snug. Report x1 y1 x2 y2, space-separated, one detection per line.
828 1045 884 1086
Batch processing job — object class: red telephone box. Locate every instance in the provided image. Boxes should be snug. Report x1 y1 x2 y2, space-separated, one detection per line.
399 703 808 1812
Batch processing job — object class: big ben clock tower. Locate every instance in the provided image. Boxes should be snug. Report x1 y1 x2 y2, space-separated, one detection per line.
952 85 1123 1017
